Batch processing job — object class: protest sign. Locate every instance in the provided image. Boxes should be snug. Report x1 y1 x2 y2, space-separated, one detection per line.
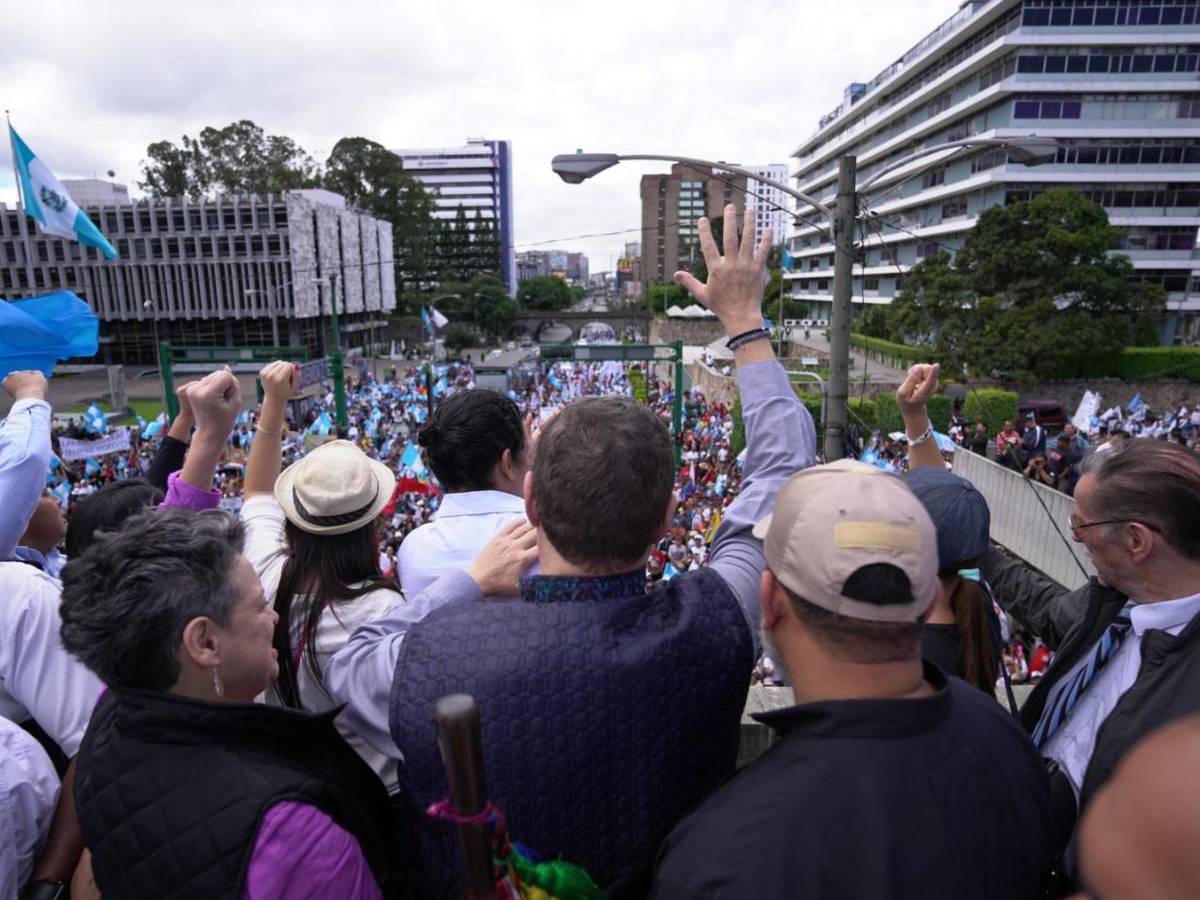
58 430 131 462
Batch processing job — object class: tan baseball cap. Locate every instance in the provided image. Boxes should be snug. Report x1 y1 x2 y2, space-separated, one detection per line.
752 459 938 623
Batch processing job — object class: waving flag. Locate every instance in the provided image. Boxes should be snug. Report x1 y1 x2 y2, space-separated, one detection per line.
307 412 333 436
84 457 101 477
430 307 449 329
83 403 108 434
400 443 421 469
420 307 434 336
50 480 71 508
781 247 795 272
8 124 117 260
141 413 166 440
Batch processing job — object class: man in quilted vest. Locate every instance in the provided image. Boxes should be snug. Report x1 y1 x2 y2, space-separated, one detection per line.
329 207 817 896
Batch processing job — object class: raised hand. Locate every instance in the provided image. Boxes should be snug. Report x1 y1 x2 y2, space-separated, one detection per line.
3 370 48 403
896 363 941 417
259 361 299 403
188 367 242 438
468 518 539 597
673 205 773 336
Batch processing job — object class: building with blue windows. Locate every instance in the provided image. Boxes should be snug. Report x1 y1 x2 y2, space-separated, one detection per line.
787 0 1200 343
391 139 516 296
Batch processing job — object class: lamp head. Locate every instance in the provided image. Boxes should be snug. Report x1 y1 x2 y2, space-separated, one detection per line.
551 152 621 184
1004 137 1059 166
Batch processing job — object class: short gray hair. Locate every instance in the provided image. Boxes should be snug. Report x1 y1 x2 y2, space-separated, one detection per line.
60 507 246 690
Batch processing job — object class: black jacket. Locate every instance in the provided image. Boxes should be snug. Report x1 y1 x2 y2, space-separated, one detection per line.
75 688 412 900
986 549 1200 809
652 665 1052 899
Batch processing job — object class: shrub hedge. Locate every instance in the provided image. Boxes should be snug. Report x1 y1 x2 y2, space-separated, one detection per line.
963 389 1019 433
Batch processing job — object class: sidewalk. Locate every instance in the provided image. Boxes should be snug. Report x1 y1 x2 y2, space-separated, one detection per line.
789 332 907 384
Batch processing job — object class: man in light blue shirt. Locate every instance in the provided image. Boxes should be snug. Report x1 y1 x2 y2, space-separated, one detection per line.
396 388 530 598
0 371 52 562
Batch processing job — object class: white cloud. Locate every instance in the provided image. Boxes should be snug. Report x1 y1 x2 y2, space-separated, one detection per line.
1 0 951 269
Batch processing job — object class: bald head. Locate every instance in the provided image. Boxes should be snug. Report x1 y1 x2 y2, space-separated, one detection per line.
21 496 66 555
1080 715 1200 900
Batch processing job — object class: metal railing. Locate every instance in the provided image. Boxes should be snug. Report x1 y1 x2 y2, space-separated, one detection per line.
952 448 1095 590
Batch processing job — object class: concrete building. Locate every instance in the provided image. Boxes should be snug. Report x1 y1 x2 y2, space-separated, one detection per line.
517 250 548 281
616 241 642 302
391 138 516 296
745 164 790 247
567 252 589 284
640 164 748 294
787 0 1200 343
0 184 395 364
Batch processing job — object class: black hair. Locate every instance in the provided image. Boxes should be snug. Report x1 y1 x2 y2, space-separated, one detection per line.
417 389 525 491
271 518 401 708
60 508 243 690
65 479 165 558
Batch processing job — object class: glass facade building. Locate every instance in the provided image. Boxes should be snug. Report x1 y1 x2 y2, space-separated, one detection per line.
787 0 1200 343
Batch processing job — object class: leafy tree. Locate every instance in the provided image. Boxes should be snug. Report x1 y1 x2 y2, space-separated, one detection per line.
517 276 572 311
878 190 1164 381
139 120 320 198
645 281 690 315
324 137 439 290
467 275 515 338
441 324 477 355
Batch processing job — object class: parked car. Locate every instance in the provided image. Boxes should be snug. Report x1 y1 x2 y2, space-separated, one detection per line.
1019 400 1067 430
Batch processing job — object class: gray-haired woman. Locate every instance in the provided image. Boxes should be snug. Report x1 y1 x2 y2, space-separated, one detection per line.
59 507 410 900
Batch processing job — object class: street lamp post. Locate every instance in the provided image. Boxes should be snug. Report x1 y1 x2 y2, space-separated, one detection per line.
142 299 169 419
551 139 1058 459
314 274 348 432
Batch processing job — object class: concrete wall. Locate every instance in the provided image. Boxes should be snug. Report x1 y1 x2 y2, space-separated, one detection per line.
689 360 737 404
952 448 1095 590
649 317 725 346
1005 379 1199 416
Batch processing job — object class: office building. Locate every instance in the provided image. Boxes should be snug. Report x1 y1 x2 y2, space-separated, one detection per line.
787 0 1200 343
0 184 395 364
640 164 748 294
567 252 589 284
746 164 790 247
391 138 516 295
616 241 642 302
517 250 548 281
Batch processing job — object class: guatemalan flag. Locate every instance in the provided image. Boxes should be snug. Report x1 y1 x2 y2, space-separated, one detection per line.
9 124 117 260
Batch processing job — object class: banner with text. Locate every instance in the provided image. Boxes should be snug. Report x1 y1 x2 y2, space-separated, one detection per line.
58 430 131 462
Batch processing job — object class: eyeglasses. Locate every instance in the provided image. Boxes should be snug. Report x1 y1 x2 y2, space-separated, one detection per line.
1069 515 1127 534
1068 515 1161 537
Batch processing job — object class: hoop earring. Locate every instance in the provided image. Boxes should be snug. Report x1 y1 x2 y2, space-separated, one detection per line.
212 665 224 698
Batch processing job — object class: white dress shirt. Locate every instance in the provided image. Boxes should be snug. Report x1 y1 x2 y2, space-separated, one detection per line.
0 714 60 898
0 399 52 561
0 562 102 758
240 494 400 791
395 490 527 599
1045 590 1200 795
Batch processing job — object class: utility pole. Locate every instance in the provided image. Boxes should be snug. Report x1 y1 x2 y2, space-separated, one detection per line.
327 272 348 432
824 155 857 462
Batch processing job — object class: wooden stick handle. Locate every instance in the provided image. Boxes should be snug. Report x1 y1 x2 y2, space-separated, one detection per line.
434 694 495 900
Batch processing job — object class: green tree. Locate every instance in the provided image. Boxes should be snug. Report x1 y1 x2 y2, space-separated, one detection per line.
139 120 320 198
467 275 515 338
879 190 1165 381
645 281 690 315
517 276 572 311
323 137 439 291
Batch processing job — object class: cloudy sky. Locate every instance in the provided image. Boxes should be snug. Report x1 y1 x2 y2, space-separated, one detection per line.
1 0 951 270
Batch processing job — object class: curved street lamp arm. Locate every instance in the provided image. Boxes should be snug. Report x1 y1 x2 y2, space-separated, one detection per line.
614 154 835 231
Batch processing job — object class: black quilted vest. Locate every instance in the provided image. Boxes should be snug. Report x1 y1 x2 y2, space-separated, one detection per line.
75 688 412 900
388 567 755 898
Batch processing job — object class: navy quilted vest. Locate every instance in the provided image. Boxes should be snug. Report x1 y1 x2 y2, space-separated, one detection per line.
388 567 754 898
76 688 413 900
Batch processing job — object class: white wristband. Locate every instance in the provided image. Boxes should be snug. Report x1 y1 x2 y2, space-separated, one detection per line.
907 422 934 447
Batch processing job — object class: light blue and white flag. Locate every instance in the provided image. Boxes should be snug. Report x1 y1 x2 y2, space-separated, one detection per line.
400 443 421 469
9 125 117 260
50 480 71 508
83 403 108 434
141 413 166 440
84 457 101 477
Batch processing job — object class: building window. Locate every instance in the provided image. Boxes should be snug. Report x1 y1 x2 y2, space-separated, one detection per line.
1013 97 1082 119
916 242 940 258
922 168 946 189
942 200 968 219
863 276 880 291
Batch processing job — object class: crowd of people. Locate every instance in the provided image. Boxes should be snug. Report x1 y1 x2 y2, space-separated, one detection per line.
3 208 1200 899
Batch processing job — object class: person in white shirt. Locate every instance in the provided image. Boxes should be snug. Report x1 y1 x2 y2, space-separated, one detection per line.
396 388 530 599
241 362 402 791
0 714 60 899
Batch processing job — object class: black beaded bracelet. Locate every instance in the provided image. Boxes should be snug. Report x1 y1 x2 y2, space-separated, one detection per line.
725 327 772 351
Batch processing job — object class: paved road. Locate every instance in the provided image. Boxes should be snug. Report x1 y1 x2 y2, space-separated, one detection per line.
790 332 907 384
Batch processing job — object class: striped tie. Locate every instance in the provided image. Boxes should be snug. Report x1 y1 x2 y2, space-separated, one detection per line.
1032 608 1133 750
